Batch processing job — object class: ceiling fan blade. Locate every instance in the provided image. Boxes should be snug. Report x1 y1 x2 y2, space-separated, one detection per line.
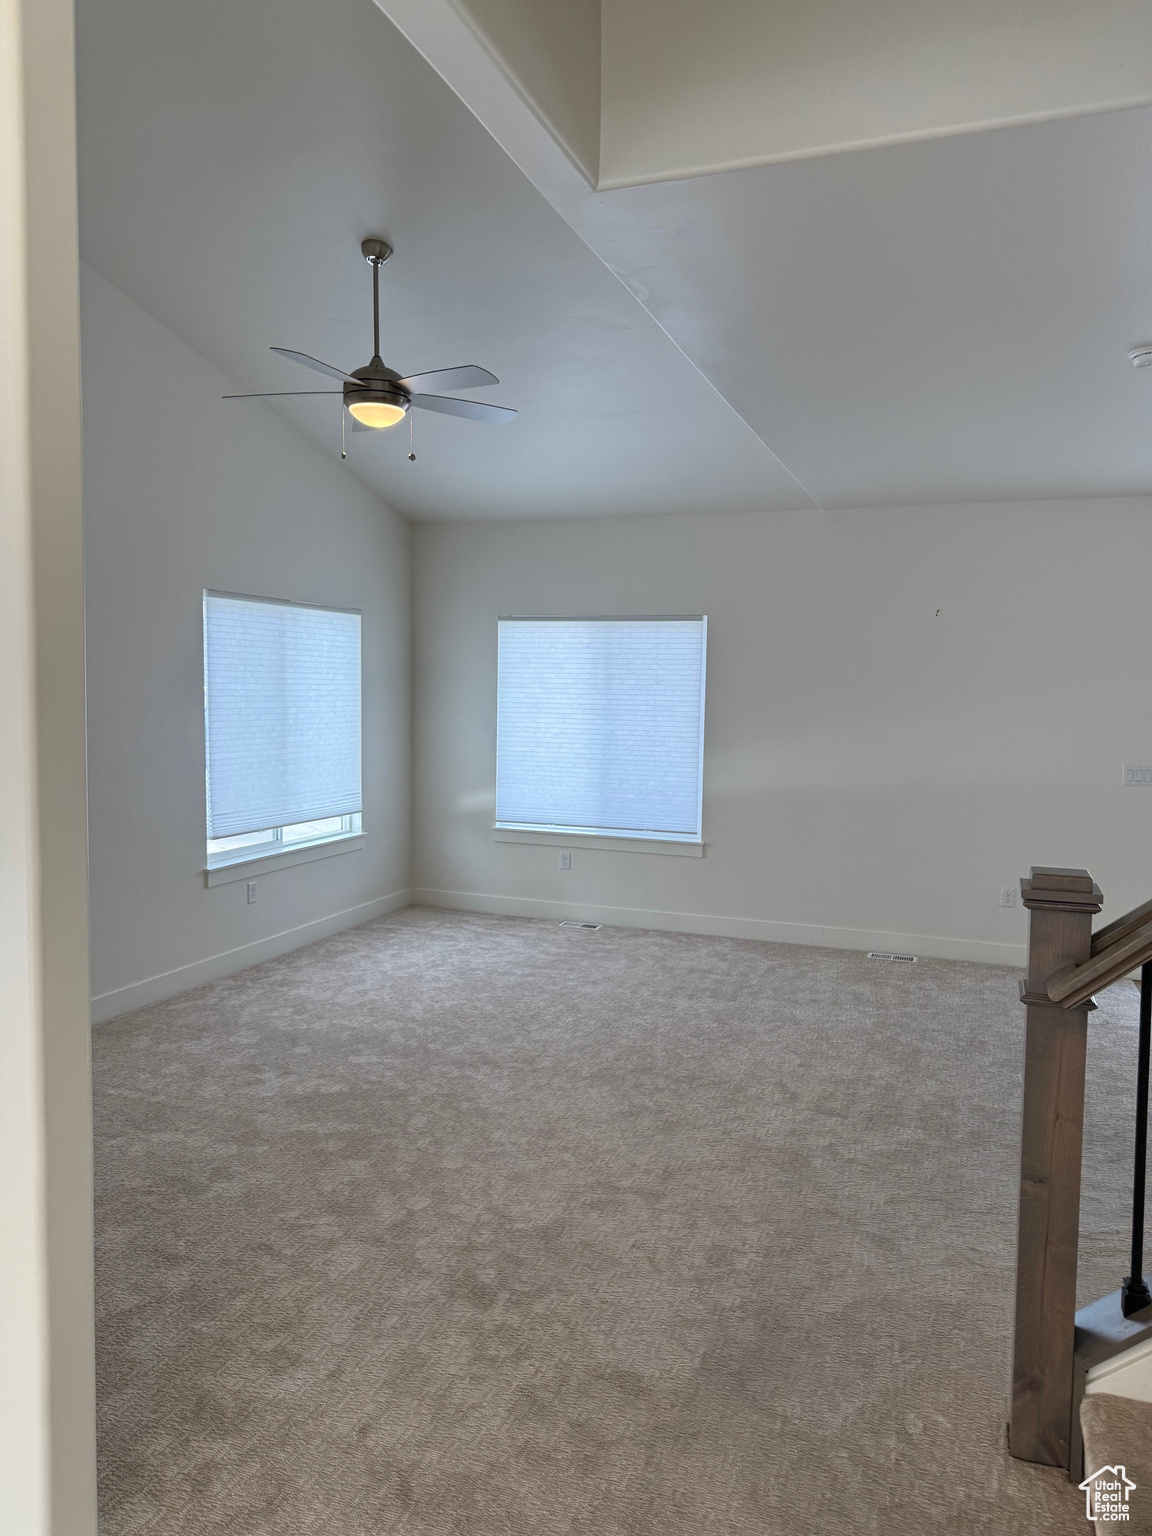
411 393 516 424
223 390 342 399
397 365 498 394
270 347 361 384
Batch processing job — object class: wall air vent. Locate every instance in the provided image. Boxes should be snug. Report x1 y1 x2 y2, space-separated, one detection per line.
560 921 602 930
867 951 917 963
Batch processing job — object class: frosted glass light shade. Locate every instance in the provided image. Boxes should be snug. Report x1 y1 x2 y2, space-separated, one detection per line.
348 400 406 429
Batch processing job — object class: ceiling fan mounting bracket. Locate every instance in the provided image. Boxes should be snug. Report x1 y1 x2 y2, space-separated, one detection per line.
361 237 393 266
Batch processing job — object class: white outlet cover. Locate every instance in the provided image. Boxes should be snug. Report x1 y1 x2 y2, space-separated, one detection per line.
1000 887 1016 908
559 851 571 870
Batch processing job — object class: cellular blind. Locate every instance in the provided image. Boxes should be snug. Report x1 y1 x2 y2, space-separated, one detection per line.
204 592 362 839
496 617 706 841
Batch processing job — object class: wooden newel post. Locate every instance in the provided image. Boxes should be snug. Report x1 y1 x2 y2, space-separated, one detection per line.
1009 867 1103 1467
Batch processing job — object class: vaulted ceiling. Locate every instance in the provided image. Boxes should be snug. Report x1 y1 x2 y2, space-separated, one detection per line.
76 0 1152 519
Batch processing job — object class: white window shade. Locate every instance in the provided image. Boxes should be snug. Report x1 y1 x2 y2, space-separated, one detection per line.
496 617 706 841
204 592 362 839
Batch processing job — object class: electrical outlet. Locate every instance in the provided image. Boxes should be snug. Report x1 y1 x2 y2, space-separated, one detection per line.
247 881 257 904
1000 887 1016 908
559 851 571 871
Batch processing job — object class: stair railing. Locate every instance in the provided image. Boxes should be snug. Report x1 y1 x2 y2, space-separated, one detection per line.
1009 868 1152 1478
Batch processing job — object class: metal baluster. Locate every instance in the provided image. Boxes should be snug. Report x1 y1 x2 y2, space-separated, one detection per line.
1121 959 1152 1317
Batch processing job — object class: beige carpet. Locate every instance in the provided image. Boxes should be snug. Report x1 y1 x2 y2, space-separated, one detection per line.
1081 1394 1152 1533
93 907 1144 1534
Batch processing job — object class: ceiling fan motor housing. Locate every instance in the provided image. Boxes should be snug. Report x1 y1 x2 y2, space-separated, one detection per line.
344 361 410 416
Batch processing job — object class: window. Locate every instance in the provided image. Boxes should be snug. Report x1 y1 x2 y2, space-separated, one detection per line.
495 617 706 843
204 591 362 869
207 815 362 864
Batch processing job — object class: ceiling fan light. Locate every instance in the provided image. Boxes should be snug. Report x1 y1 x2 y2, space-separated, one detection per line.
347 399 406 429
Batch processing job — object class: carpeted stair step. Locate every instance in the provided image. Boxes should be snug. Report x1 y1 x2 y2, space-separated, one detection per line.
1081 1393 1152 1533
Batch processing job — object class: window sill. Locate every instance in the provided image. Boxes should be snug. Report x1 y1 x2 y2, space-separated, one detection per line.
493 828 704 858
205 834 365 886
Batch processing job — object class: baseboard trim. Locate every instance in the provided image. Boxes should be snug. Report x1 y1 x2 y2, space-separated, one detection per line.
412 887 1025 967
92 886 1024 1023
91 888 412 1023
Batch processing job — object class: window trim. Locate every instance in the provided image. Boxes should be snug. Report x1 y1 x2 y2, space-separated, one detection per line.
494 614 707 844
492 827 704 857
207 812 361 871
204 830 365 886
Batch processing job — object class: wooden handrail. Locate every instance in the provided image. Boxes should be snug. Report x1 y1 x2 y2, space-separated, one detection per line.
1093 896 1152 956
1049 916 1152 1009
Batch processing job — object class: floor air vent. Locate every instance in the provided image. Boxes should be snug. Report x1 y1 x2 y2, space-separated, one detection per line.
560 921 602 930
867 951 917 963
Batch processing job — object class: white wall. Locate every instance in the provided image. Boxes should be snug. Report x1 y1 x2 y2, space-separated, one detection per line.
599 0 1152 187
413 501 1152 965
82 266 411 1022
451 0 600 182
0 0 96 1527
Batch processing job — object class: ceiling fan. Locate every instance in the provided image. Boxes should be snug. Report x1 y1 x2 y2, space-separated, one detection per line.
223 238 516 441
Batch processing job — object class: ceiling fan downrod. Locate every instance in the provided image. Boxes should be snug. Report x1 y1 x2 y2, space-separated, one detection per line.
361 237 392 363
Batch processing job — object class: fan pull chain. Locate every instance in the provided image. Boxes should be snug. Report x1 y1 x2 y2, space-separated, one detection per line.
408 411 416 462
341 402 346 460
